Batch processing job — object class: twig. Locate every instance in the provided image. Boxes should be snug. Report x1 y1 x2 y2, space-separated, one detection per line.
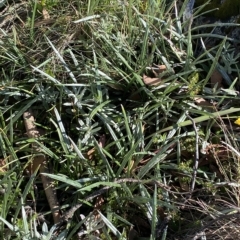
186 112 199 194
23 110 61 224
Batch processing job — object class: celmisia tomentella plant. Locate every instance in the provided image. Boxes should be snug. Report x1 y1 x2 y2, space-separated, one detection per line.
0 0 240 239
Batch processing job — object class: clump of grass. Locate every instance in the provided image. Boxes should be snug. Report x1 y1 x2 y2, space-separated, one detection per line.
0 0 240 239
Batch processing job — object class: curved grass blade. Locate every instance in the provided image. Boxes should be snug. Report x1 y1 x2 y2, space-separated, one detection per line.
147 107 240 139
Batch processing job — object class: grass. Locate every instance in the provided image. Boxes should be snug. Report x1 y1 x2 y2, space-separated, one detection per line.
0 0 240 239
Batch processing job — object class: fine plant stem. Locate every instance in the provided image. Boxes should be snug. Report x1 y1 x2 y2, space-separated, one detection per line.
186 112 199 194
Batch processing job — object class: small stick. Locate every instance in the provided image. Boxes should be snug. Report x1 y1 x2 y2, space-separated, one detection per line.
23 110 61 224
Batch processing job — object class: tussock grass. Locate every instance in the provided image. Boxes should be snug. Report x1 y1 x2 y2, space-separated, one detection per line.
0 0 240 239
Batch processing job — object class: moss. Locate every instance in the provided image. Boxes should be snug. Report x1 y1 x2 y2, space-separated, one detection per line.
195 0 240 20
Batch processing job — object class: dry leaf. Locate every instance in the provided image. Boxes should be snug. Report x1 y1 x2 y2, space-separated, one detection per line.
194 97 216 112
143 74 162 86
143 64 168 86
152 64 167 77
86 135 106 160
155 64 167 72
